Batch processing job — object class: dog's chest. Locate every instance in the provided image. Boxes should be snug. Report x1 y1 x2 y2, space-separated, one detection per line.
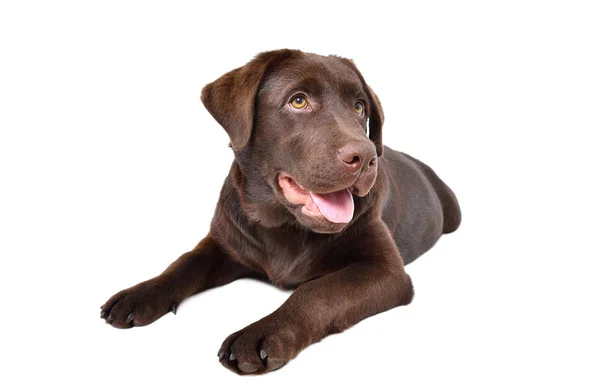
260 236 323 289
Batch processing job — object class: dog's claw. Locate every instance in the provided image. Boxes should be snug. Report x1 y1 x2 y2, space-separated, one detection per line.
126 313 135 324
260 349 267 360
229 353 236 361
100 310 106 319
218 350 225 360
171 304 177 315
106 314 114 323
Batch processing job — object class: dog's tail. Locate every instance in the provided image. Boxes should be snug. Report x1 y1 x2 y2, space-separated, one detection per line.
405 155 462 234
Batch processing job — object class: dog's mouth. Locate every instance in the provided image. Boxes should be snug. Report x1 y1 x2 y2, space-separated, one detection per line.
277 173 355 223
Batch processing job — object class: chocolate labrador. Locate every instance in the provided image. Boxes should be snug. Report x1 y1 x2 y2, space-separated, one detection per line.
100 49 461 375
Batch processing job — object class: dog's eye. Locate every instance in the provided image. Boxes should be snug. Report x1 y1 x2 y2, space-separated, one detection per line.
290 95 308 109
353 101 364 116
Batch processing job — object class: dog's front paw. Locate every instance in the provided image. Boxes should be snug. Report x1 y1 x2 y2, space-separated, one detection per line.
218 318 303 375
100 278 178 329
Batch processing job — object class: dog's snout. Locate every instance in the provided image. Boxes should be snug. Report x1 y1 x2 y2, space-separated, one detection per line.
338 143 377 175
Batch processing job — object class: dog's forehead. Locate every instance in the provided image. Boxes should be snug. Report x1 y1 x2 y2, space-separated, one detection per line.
260 54 363 99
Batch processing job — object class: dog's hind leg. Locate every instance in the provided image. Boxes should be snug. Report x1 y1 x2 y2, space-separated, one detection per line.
404 154 462 234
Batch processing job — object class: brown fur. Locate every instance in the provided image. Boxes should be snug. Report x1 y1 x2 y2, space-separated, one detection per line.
101 49 461 375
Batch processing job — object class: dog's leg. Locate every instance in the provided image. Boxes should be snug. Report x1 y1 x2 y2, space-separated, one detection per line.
218 223 414 375
101 235 251 328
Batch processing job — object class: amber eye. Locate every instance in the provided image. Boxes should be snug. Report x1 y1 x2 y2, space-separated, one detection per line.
353 101 364 115
290 95 308 109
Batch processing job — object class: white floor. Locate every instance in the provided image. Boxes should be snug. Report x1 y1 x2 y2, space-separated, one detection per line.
2 1 599 391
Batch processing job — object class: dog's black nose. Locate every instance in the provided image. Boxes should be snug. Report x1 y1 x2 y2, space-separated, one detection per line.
338 143 377 175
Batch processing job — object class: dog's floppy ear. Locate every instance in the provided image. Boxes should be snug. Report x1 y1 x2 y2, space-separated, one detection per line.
364 84 384 157
201 49 300 151
337 58 385 157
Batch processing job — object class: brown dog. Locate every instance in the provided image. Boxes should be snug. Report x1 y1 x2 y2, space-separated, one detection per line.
100 49 461 375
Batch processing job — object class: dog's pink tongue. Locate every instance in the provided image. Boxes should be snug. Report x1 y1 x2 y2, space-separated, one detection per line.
309 189 354 223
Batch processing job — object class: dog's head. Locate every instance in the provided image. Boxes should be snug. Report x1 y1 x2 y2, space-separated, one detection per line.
201 50 384 233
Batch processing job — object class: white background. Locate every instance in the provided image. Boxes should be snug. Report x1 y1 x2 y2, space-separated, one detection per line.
1 1 599 390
